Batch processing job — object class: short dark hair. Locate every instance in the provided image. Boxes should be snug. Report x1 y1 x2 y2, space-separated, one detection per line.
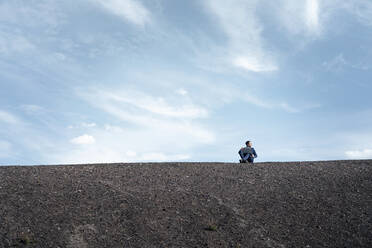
245 140 251 145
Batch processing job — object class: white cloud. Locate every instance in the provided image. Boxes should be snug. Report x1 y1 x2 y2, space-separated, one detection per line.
138 69 316 114
233 56 278 72
305 0 320 33
125 150 137 157
0 31 34 55
241 94 319 113
82 122 97 128
54 52 66 61
242 94 273 109
46 126 192 164
323 54 347 71
277 0 372 38
345 149 372 159
49 146 127 164
323 53 372 71
276 0 323 37
269 147 310 161
68 122 97 129
20 104 45 114
0 1 65 29
94 97 215 143
141 152 190 161
41 86 217 164
204 0 278 72
48 145 189 164
203 0 372 72
104 124 125 133
93 0 150 26
279 102 300 113
0 110 19 124
345 1 372 27
93 89 208 119
176 88 188 96
70 134 96 145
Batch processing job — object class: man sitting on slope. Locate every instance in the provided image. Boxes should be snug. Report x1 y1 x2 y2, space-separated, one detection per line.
239 140 257 163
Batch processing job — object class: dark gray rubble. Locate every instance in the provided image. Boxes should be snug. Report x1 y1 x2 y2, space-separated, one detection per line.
0 160 371 247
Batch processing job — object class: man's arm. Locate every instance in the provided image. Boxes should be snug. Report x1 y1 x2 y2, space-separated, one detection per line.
252 148 257 158
238 147 244 154
238 147 244 159
243 153 250 161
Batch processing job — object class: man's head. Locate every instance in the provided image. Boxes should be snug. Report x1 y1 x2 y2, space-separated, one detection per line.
245 140 252 147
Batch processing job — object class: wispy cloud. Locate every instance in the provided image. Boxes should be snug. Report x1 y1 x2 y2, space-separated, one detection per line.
279 102 300 113
20 104 45 114
140 152 190 161
76 87 215 142
204 0 278 72
92 0 151 26
39 86 216 164
233 56 278 73
345 1 372 27
68 123 97 129
305 0 320 34
0 110 20 124
0 31 35 55
0 0 65 29
277 0 322 37
345 149 372 159
278 0 372 37
322 54 347 71
70 134 96 145
101 90 208 119
238 90 320 113
323 53 372 71
46 122 195 164
175 88 188 96
2 0 370 165
47 144 190 164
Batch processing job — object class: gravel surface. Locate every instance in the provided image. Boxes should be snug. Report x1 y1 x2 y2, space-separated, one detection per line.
0 160 371 247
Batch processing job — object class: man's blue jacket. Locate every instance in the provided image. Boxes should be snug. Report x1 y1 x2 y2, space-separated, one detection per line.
239 147 257 162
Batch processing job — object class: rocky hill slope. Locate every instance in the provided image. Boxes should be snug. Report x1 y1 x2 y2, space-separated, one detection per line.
1 160 371 247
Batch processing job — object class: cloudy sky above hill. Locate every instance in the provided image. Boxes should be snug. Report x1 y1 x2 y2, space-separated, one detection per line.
1 0 372 165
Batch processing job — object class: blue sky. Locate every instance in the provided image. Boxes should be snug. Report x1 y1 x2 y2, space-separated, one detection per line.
1 0 372 165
